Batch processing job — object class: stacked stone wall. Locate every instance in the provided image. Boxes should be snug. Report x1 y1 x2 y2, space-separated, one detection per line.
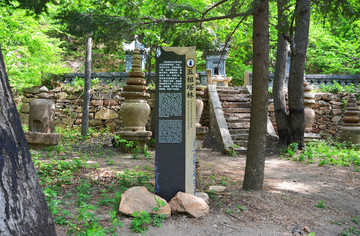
268 92 358 139
19 85 125 132
19 85 358 140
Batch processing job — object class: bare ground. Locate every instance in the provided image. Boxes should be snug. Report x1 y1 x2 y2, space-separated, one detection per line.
55 149 360 235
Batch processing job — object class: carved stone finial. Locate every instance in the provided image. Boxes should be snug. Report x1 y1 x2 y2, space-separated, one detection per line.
131 48 142 73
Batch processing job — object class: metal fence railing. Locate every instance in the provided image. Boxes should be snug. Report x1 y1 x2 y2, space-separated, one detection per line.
56 71 360 88
56 71 209 86
247 72 360 87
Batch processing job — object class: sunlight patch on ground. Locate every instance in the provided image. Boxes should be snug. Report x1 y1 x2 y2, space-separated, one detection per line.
273 181 312 194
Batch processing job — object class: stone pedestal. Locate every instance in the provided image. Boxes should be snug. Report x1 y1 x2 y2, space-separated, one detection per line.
304 133 321 143
340 94 360 143
25 86 60 147
196 75 208 149
117 48 152 151
304 79 315 132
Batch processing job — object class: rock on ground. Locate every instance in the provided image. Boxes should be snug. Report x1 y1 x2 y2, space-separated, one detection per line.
119 186 171 218
169 192 209 218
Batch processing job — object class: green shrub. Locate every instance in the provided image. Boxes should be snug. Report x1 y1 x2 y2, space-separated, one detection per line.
0 6 70 90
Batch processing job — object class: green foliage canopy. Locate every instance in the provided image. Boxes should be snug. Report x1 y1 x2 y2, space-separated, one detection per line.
0 4 70 89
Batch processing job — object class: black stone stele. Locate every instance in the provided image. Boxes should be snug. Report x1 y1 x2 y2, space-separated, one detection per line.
155 47 197 201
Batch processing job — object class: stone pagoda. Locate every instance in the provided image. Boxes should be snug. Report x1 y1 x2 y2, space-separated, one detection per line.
117 48 152 151
340 94 360 143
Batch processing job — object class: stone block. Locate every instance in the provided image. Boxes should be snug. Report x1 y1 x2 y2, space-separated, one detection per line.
330 101 342 106
25 132 60 145
329 130 336 134
268 104 274 112
55 92 68 100
321 93 332 101
329 125 337 131
22 87 40 94
23 93 35 98
312 103 320 109
68 94 78 99
72 100 82 105
20 113 29 125
95 108 119 120
331 109 342 115
341 127 360 144
318 100 330 106
53 87 62 92
89 119 103 126
90 100 103 107
20 104 30 113
315 110 324 115
104 99 118 106
319 125 326 130
332 94 341 100
314 94 322 101
62 117 75 126
21 97 35 103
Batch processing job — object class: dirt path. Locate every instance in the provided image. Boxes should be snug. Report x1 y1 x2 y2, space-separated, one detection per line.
110 150 360 235
53 148 359 235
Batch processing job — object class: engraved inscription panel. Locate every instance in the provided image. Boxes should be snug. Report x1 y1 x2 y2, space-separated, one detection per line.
158 60 183 91
158 120 182 143
159 93 182 118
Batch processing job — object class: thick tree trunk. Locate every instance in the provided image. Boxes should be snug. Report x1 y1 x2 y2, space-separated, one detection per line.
0 46 57 235
243 0 269 191
288 0 311 148
81 36 92 136
273 0 290 148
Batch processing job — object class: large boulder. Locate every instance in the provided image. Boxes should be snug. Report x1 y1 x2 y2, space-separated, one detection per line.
119 187 171 218
169 192 209 218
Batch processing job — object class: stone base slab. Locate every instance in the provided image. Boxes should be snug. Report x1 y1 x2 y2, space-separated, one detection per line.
25 132 60 146
304 133 321 143
196 126 209 149
115 131 152 151
340 127 360 144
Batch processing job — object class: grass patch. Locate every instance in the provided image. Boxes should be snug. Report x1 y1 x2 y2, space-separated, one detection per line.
282 140 360 169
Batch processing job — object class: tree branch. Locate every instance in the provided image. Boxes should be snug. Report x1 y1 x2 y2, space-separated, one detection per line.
202 0 230 19
141 13 247 25
216 14 248 68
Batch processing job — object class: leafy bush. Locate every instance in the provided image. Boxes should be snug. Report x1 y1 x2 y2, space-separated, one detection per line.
320 81 344 94
306 21 360 75
0 6 70 90
320 81 360 96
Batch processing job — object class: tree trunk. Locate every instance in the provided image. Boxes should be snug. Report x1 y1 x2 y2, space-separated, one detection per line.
0 46 57 235
81 36 92 136
243 0 269 191
273 0 290 148
288 0 311 148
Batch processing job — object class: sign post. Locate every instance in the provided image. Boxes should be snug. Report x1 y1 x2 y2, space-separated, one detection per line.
155 47 197 201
